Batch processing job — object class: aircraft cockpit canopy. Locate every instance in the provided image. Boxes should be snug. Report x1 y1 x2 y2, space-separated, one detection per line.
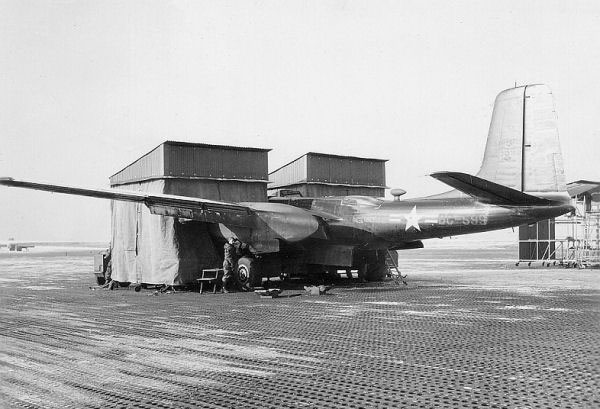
341 196 384 209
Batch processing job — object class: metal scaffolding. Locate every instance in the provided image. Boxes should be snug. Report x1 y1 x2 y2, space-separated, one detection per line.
555 194 600 268
517 180 600 268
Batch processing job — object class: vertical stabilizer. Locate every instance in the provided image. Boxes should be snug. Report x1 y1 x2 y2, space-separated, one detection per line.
476 84 566 193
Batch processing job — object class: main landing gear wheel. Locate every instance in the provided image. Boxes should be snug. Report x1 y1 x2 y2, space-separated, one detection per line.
365 252 387 282
325 266 340 283
365 262 387 282
236 257 262 291
307 264 327 283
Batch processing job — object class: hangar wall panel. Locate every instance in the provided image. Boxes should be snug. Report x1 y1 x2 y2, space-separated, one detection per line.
164 179 267 203
163 143 268 181
109 145 165 186
270 155 308 189
111 180 176 284
275 183 384 198
110 199 138 283
270 153 386 189
110 141 270 187
306 154 386 187
110 180 222 285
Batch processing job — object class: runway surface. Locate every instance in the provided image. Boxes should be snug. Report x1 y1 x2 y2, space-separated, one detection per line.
0 243 598 408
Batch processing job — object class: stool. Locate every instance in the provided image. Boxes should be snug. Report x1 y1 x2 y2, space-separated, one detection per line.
197 268 224 294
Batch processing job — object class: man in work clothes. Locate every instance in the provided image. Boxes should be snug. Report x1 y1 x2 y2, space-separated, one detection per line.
222 238 238 293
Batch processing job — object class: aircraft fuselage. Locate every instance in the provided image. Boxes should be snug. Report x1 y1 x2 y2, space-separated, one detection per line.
270 195 573 250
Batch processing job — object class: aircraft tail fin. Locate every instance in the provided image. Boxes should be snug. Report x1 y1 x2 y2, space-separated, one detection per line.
430 171 554 205
476 84 567 194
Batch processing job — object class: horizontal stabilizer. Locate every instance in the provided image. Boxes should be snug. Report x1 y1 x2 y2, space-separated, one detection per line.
430 172 553 205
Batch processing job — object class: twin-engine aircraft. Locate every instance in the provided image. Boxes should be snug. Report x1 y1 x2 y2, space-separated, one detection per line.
1 84 573 288
0 238 35 252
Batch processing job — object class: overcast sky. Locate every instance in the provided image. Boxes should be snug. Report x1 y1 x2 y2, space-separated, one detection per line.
1 0 599 242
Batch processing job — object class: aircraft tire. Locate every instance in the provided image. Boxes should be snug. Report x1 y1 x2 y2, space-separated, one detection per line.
325 266 340 282
307 264 327 283
236 257 262 291
365 263 387 281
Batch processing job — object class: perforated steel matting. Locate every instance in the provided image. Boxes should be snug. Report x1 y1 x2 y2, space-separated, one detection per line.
0 257 598 408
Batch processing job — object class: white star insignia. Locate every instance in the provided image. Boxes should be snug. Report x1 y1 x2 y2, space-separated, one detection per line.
404 206 421 231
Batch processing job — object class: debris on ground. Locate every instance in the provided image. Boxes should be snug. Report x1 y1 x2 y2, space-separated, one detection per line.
254 288 283 298
304 285 333 295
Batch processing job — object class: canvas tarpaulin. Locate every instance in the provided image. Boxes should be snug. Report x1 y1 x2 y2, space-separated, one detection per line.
110 180 221 285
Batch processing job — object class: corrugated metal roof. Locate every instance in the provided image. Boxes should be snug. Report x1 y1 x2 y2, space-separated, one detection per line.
110 141 271 186
110 145 165 186
269 152 387 190
269 155 308 188
305 152 388 162
270 152 387 175
162 140 271 153
567 180 600 197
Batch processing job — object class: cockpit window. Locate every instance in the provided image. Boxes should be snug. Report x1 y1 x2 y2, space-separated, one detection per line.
312 198 342 214
341 196 383 208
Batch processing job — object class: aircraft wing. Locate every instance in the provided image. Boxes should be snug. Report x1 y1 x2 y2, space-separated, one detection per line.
0 177 254 227
0 177 323 243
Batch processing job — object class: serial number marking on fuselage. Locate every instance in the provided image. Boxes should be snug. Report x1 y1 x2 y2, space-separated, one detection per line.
357 215 389 224
438 214 488 226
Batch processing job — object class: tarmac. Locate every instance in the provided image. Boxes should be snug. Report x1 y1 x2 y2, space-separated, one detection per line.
0 243 598 408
